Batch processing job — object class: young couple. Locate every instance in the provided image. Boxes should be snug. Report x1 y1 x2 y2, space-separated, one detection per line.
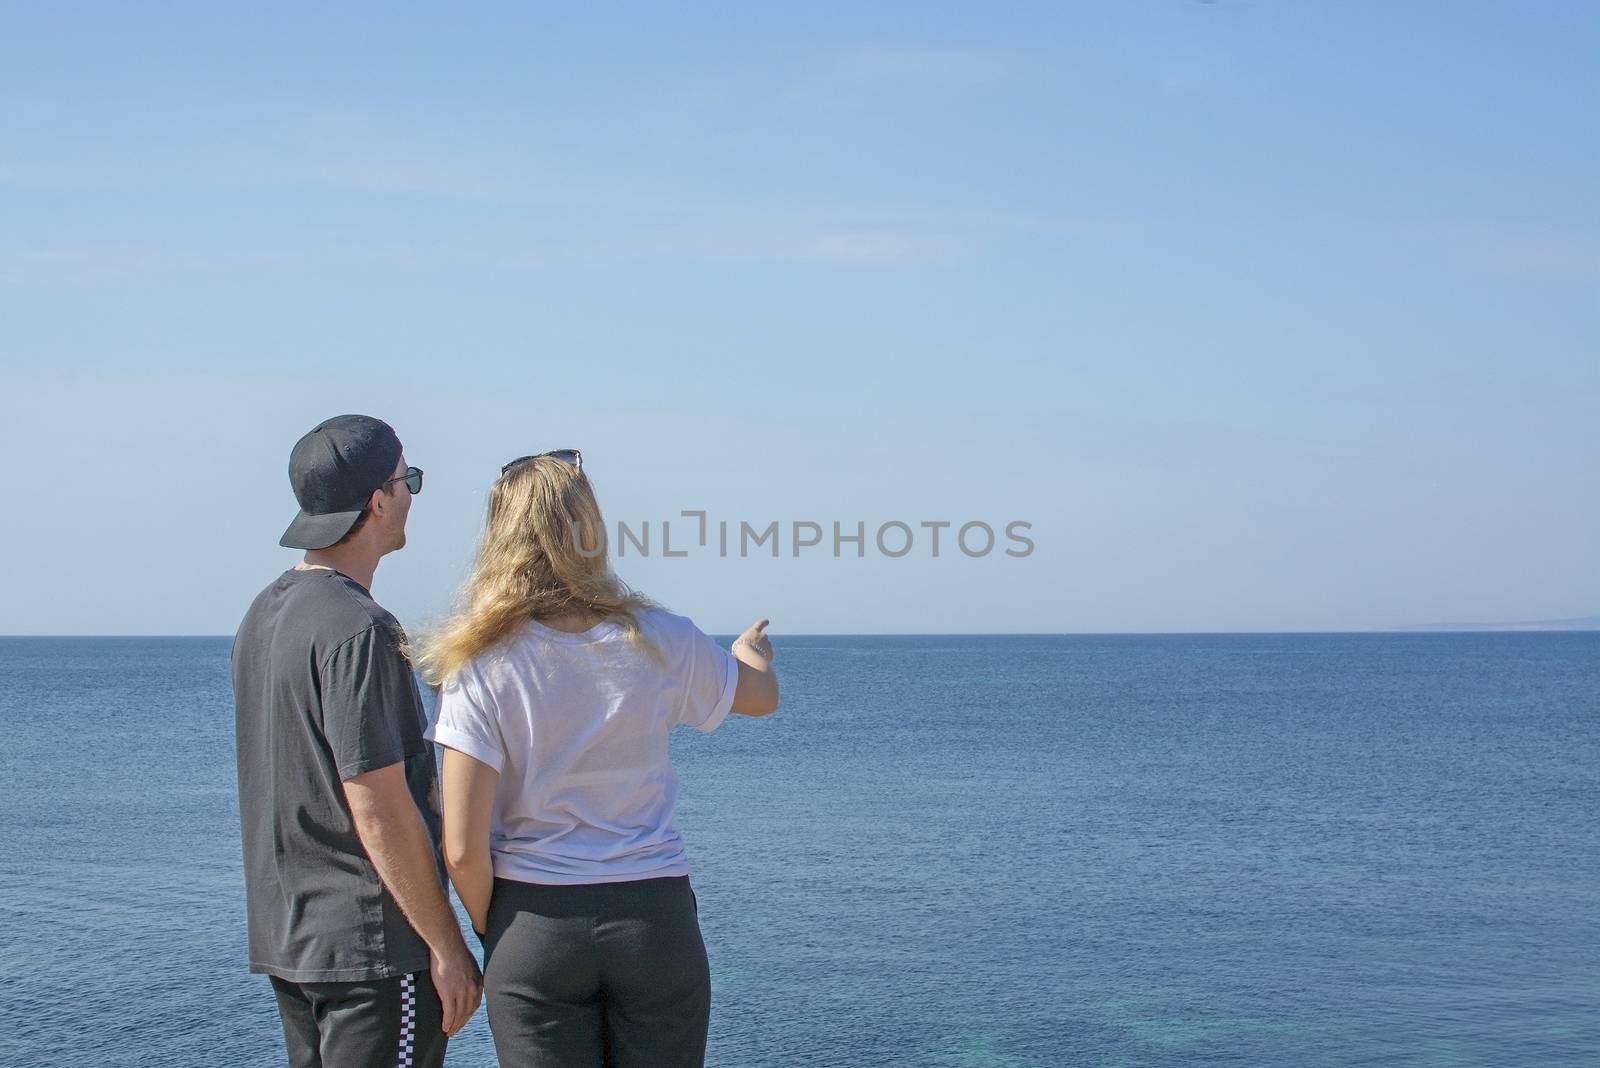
232 414 779 1068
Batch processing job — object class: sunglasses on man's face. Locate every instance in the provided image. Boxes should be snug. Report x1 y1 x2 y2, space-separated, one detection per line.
382 467 424 495
501 449 582 477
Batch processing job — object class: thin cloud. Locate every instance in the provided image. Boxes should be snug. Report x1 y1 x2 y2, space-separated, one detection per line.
830 44 1007 87
1453 227 1600 283
0 225 971 280
797 232 964 265
781 43 1010 112
1 95 1108 277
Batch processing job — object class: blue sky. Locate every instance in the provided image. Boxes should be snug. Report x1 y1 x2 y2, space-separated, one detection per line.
1 2 1595 635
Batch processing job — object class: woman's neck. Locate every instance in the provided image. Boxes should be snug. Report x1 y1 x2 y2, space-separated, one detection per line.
538 609 604 634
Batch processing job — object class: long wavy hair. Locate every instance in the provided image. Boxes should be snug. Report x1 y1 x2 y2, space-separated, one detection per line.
412 455 659 685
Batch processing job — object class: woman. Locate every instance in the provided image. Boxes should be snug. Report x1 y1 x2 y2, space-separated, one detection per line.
415 449 779 1068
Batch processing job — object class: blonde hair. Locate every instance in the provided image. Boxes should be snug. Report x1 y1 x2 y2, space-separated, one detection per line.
412 456 659 685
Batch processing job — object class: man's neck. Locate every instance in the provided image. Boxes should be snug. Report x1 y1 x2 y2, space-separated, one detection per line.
298 544 381 593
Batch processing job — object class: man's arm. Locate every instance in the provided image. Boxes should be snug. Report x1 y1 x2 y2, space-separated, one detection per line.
345 764 482 1036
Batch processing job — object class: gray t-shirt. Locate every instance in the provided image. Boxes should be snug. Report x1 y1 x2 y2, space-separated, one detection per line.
231 567 443 982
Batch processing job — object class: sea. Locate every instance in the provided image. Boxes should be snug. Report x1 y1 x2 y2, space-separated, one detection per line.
1 633 1596 1067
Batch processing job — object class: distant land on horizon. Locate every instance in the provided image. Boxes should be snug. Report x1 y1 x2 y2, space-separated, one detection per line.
1395 614 1600 632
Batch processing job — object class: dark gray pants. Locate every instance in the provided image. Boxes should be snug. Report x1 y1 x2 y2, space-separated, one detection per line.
269 970 446 1068
482 875 711 1068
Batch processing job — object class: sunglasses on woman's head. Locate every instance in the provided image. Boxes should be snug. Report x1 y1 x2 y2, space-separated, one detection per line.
501 449 582 477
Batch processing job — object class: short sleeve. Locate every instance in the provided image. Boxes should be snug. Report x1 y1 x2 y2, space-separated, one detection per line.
426 663 506 773
320 625 424 781
673 618 740 734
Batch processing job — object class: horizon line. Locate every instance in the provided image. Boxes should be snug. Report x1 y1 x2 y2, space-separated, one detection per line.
3 628 1597 640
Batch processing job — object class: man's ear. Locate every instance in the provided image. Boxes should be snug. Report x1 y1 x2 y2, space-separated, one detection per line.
368 487 387 518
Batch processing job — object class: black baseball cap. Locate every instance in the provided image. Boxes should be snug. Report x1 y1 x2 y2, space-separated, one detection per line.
279 415 404 550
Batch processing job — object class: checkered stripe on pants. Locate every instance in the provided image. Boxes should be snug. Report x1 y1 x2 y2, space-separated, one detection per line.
397 972 417 1068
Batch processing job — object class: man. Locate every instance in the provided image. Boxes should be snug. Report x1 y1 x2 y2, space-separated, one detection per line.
232 414 481 1068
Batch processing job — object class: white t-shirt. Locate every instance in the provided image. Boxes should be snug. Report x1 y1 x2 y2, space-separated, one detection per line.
425 607 739 885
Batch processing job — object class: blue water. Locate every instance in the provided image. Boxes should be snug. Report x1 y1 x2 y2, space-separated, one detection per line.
1 633 1597 1066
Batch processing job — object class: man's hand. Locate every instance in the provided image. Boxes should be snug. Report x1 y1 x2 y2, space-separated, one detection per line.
344 763 485 1036
432 936 483 1037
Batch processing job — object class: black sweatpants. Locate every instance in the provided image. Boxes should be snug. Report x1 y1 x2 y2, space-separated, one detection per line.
482 875 711 1068
269 969 447 1068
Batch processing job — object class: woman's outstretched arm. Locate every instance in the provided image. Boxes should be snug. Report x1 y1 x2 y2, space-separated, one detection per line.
732 617 780 717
